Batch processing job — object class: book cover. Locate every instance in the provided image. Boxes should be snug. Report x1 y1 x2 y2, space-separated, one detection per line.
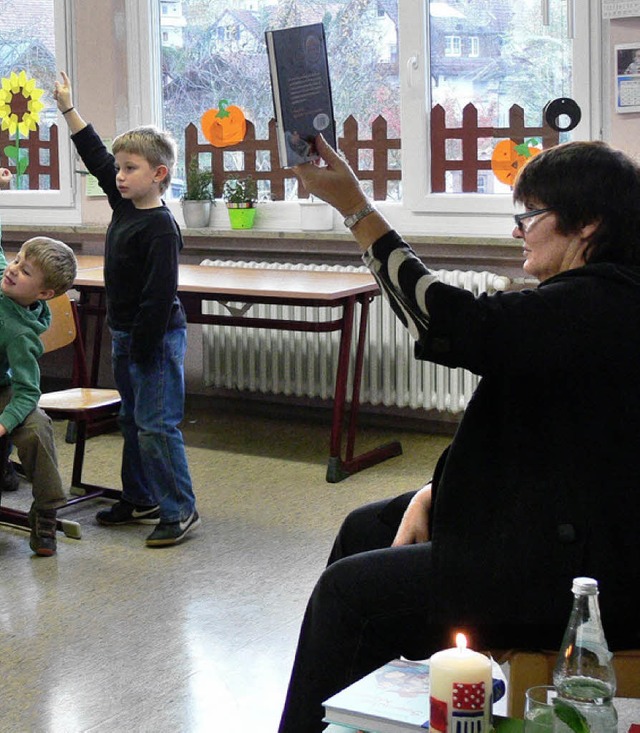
323 657 507 733
265 22 336 168
323 659 431 733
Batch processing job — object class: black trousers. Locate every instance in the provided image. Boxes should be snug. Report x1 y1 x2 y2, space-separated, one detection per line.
278 491 445 733
278 491 566 733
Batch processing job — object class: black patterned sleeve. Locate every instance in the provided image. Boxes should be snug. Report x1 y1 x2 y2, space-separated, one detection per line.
362 230 439 343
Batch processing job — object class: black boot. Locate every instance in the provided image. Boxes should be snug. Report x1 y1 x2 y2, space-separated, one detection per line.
0 460 20 492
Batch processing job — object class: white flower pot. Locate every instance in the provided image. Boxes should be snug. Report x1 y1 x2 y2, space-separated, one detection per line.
182 200 212 228
299 200 334 231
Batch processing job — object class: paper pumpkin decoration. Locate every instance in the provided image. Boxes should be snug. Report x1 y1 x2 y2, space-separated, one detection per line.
491 138 541 187
201 100 247 148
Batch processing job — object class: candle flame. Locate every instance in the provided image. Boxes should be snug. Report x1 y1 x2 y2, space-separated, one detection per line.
455 632 467 650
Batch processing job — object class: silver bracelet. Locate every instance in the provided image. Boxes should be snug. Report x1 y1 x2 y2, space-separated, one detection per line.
343 203 375 229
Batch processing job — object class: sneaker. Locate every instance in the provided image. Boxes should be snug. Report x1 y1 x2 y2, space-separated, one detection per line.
145 510 200 547
0 460 20 492
28 505 57 557
96 500 160 526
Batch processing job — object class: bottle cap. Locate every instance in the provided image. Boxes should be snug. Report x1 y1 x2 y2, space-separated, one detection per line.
572 577 598 595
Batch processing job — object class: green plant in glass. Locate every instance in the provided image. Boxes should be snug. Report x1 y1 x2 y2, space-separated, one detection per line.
222 175 258 207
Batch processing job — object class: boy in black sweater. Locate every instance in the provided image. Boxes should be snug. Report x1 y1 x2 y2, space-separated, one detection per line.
54 71 199 547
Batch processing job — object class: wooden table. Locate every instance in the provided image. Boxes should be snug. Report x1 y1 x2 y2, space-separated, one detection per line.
73 260 402 482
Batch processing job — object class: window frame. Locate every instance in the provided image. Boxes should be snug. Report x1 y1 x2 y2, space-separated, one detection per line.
132 0 603 239
399 0 603 229
0 0 79 225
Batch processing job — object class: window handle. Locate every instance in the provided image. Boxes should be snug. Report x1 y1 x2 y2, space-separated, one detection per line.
406 54 419 89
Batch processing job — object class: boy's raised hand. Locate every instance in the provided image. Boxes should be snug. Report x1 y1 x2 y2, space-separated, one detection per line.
53 71 73 112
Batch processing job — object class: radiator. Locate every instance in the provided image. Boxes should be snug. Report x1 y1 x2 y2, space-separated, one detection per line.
200 260 509 414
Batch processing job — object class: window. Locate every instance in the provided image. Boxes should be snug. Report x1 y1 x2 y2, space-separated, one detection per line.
400 0 600 232
444 35 461 57
135 0 599 237
0 0 76 224
147 0 401 201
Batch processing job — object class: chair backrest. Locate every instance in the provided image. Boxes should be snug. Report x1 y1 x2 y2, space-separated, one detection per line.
40 293 77 353
39 293 90 387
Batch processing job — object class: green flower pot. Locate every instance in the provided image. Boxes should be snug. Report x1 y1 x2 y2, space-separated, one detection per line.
227 204 256 230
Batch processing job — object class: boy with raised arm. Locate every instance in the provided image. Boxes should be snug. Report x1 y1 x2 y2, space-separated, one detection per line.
54 71 199 547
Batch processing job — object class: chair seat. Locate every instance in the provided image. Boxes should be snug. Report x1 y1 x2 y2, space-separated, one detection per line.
39 387 121 413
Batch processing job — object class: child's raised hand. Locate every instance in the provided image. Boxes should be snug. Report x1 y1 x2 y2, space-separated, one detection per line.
53 71 73 112
0 168 12 189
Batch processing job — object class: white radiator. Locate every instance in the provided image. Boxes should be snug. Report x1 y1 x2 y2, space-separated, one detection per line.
200 260 509 414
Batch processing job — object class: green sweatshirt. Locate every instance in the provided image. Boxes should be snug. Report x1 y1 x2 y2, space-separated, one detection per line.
0 246 51 433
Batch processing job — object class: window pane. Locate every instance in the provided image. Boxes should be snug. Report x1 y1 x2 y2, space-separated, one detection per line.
158 0 400 199
430 0 574 194
0 0 59 190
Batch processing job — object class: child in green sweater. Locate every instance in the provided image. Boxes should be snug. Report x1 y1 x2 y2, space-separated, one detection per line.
0 234 77 555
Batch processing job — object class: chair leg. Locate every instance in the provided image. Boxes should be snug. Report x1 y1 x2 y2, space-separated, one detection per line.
62 419 121 504
0 433 82 539
0 506 81 539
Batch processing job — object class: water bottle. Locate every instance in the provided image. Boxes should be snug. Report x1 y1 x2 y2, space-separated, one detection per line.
553 577 618 733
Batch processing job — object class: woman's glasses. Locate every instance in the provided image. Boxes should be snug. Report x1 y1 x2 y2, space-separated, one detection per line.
514 207 554 232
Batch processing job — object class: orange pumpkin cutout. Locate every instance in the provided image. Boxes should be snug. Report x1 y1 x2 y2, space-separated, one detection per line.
201 100 247 148
491 138 541 187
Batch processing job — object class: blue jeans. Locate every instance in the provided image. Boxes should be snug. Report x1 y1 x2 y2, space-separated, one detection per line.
111 328 196 523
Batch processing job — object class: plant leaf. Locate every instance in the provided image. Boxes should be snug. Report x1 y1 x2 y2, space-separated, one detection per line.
553 699 590 733
3 144 19 162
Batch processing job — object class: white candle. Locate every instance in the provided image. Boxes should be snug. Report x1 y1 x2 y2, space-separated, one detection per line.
429 633 493 733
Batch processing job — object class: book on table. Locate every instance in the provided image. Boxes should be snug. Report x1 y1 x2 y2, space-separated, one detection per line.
323 658 430 733
322 657 508 733
265 22 336 168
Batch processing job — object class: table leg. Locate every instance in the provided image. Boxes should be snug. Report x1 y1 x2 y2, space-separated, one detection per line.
326 295 402 483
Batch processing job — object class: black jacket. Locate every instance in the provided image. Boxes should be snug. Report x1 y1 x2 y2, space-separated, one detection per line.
366 231 640 645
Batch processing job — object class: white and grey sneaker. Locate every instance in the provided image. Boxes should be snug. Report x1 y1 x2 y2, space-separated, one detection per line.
96 500 161 526
145 510 201 547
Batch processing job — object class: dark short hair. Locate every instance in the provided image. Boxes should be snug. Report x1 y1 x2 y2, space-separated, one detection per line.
513 141 640 265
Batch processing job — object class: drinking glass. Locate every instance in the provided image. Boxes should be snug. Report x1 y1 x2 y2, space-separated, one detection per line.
524 686 572 733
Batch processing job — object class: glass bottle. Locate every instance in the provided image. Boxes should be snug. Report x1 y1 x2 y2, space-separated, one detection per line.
553 577 618 733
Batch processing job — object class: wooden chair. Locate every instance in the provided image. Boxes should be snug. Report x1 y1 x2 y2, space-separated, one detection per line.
0 293 122 540
494 649 640 718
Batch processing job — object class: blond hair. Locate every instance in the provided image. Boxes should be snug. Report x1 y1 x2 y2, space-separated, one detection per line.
20 237 77 295
112 125 177 194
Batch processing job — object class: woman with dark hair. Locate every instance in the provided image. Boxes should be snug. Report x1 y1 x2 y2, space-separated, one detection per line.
278 138 640 733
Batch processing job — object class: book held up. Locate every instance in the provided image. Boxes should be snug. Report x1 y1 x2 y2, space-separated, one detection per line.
265 22 336 168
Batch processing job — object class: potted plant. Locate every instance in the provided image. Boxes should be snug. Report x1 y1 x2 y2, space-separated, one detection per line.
223 175 258 229
181 157 214 228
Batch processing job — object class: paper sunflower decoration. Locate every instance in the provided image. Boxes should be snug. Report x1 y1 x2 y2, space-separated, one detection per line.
0 70 46 189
